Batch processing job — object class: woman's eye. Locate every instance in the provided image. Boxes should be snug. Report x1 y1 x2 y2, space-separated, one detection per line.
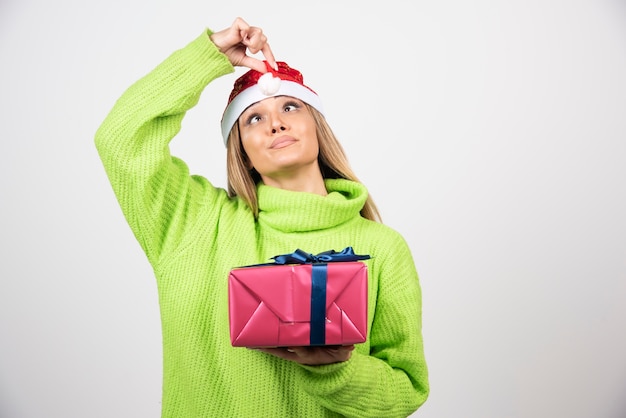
247 114 262 124
284 102 300 112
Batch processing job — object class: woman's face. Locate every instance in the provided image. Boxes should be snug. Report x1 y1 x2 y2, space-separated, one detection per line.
238 96 320 180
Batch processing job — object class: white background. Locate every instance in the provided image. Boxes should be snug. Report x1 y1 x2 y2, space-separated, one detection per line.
1 0 625 417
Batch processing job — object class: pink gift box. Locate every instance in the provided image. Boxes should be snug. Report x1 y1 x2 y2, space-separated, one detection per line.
228 261 368 347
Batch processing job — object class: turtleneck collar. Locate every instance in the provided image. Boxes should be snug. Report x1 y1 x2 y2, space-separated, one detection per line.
256 178 368 233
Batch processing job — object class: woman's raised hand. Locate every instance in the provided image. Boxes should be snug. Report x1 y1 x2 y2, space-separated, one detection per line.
210 17 277 73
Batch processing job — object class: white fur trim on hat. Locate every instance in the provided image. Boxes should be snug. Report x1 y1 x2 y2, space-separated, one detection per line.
221 80 324 146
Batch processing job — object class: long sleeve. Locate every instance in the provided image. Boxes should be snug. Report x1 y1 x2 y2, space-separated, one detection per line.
298 234 429 417
94 30 234 265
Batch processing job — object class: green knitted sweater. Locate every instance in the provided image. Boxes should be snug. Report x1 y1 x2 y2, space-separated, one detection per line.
95 29 428 418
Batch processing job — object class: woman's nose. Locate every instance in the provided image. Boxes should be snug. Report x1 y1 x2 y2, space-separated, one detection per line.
271 125 286 134
270 113 286 134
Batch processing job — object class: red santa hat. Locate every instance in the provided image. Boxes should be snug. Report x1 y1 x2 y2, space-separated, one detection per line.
221 61 324 145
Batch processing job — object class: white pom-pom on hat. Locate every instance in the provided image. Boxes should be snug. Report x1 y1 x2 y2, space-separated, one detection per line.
257 72 281 96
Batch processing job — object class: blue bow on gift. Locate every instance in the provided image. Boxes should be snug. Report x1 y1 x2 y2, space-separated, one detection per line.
268 246 370 345
271 246 371 265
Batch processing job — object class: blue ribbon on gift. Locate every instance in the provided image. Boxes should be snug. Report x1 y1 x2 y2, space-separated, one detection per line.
270 246 371 265
268 247 370 345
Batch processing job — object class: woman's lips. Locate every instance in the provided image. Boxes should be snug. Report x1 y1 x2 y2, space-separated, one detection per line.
270 136 297 149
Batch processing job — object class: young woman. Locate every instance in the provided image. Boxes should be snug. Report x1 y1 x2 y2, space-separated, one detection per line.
95 17 429 418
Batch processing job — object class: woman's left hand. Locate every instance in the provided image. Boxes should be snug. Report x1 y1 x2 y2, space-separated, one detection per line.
252 345 355 365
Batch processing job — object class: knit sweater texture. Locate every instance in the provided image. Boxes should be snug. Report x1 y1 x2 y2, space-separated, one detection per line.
95 29 429 418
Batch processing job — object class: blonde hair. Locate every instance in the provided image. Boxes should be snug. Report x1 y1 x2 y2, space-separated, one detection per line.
226 104 382 222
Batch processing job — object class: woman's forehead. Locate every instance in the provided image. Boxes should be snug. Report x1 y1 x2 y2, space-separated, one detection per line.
242 95 303 113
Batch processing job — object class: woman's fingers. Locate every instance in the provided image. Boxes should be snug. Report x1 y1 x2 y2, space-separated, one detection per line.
252 345 355 365
210 17 276 73
240 26 277 71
